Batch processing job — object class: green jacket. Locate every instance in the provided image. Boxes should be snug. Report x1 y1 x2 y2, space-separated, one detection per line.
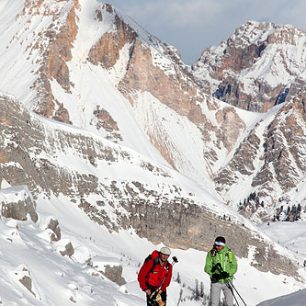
204 245 237 283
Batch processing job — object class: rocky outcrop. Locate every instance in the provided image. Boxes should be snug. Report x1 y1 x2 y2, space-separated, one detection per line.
253 93 306 190
120 40 202 120
45 218 61 241
14 265 36 297
22 0 80 122
1 198 38 223
88 11 137 68
103 265 126 286
92 106 122 141
124 198 297 277
215 107 246 151
59 241 75 257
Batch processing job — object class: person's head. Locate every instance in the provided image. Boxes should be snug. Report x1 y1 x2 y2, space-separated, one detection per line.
214 236 226 251
159 246 171 262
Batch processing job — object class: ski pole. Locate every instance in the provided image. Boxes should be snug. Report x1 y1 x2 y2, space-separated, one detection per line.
226 282 241 306
227 280 247 306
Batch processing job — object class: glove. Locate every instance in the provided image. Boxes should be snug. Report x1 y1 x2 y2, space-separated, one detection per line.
220 271 229 279
211 263 221 273
211 274 221 283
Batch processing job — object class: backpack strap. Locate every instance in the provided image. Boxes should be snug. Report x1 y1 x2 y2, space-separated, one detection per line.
226 249 234 263
144 254 159 275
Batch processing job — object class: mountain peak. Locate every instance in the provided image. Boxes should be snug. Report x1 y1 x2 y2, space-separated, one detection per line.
192 19 306 112
230 20 276 47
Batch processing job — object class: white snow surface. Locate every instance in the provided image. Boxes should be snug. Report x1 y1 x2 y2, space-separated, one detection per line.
259 221 306 257
255 221 306 305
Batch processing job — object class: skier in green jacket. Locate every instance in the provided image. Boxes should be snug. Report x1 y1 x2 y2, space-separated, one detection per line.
204 236 237 306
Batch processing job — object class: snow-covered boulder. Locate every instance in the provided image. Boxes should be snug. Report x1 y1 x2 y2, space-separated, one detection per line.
0 186 38 222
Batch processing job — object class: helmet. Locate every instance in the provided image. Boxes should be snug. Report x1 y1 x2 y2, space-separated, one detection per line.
160 246 171 255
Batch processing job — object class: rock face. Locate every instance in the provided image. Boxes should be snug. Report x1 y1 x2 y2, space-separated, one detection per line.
192 21 306 112
125 200 297 276
19 0 80 122
88 10 137 69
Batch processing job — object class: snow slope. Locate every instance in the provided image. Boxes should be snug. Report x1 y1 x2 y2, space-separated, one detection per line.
1 186 305 305
256 221 306 305
259 221 306 258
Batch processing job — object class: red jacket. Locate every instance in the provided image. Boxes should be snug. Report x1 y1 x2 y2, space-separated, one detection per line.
138 250 173 292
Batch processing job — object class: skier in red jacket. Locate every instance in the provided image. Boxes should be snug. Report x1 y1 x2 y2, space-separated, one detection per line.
138 247 173 306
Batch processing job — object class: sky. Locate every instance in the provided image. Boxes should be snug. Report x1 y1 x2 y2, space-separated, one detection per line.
105 0 306 64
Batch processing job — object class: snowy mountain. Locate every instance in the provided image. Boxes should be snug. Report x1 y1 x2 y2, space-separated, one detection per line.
2 0 305 222
192 20 306 112
1 0 306 305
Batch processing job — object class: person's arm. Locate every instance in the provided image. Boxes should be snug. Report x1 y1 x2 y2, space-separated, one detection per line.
161 264 173 291
204 252 213 276
229 251 238 277
138 259 154 291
